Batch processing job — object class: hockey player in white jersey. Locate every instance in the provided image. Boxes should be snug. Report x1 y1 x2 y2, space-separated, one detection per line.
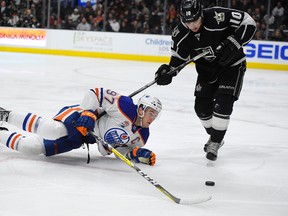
0 87 162 166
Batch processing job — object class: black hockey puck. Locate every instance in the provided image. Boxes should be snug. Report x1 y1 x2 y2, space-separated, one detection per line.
205 181 215 186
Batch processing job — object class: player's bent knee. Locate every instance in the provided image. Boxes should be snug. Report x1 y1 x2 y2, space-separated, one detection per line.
37 119 68 140
213 94 236 115
194 97 213 118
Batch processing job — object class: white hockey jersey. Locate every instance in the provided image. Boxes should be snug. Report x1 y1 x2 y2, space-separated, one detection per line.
80 87 150 156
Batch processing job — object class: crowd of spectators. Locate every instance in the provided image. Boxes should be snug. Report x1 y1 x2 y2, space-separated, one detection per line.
0 0 287 41
0 0 42 28
230 0 287 41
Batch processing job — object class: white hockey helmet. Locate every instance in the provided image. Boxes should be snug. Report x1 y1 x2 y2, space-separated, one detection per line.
137 94 162 114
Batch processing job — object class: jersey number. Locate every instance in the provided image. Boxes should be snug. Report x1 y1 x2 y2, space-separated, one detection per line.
104 89 117 104
230 12 242 25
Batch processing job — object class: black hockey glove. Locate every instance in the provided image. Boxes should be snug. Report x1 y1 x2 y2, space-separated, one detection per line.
215 35 242 66
155 64 174 85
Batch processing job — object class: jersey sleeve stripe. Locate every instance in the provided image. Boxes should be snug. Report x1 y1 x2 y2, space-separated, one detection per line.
95 88 99 98
54 107 81 122
100 88 104 106
93 87 104 106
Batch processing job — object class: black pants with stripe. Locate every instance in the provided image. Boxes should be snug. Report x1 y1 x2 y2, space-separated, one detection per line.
194 61 246 143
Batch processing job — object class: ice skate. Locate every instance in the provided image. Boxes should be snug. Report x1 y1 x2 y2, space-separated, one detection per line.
0 126 8 131
205 140 224 161
204 138 224 152
203 138 212 153
0 107 11 122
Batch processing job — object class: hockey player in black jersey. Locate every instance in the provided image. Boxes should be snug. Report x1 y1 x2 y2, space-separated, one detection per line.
155 0 256 161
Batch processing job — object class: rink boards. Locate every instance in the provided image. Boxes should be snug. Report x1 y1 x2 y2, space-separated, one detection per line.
0 27 287 71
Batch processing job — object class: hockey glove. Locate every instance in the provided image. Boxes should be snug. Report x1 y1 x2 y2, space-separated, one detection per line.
215 35 242 66
155 64 175 85
76 110 97 136
129 147 156 166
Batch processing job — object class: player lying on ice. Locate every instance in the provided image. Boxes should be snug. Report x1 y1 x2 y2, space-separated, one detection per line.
0 87 162 166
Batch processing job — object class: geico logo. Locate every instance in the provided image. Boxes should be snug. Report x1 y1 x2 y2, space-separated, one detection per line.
245 43 288 60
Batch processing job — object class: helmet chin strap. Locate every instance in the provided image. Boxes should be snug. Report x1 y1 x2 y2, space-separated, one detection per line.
138 107 145 127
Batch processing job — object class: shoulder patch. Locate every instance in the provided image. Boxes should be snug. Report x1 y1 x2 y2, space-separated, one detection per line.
214 11 225 24
172 26 180 37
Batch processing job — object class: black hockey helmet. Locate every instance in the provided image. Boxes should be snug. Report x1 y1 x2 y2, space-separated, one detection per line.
180 0 202 23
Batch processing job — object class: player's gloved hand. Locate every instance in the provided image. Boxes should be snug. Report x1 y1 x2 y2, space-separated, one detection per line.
155 64 174 85
215 35 242 66
129 147 156 166
76 110 97 136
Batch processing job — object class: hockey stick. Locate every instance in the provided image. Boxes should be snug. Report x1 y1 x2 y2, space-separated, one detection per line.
127 50 210 98
98 50 210 118
90 131 212 205
89 51 211 203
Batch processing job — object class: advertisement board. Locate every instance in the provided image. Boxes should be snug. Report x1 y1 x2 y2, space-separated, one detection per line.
0 28 46 47
70 31 172 56
245 40 288 65
0 27 287 70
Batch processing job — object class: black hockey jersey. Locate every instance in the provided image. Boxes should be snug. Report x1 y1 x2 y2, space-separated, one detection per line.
170 7 256 80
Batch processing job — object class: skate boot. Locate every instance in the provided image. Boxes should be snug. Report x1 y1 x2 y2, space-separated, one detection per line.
204 138 224 152
0 126 8 131
206 141 224 161
205 139 224 161
0 107 11 122
204 138 212 153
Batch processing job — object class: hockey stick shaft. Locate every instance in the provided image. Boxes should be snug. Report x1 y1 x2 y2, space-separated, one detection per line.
90 131 182 204
98 51 209 118
91 132 212 204
128 50 209 98
87 52 212 204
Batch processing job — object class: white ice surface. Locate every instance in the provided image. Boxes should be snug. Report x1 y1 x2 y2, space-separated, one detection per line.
0 52 287 216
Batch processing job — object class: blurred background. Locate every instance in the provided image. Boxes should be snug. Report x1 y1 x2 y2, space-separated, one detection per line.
0 0 287 41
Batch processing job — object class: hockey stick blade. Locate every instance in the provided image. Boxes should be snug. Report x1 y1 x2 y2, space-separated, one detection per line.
156 184 212 205
178 194 212 205
90 131 212 205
